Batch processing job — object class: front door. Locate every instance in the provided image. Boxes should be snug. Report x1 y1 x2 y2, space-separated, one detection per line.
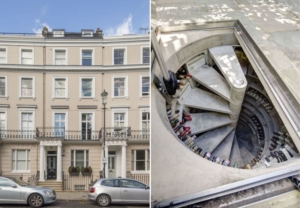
47 156 57 179
108 156 116 178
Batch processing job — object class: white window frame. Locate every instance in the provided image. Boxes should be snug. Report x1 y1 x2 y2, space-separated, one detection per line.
141 46 150 64
71 150 89 167
131 149 150 174
0 76 8 98
80 48 94 66
111 108 128 127
20 47 34 65
79 111 95 140
52 110 68 136
112 47 127 65
140 75 150 98
19 76 35 99
112 76 128 99
19 108 35 138
53 30 65 37
140 108 150 131
53 48 68 65
0 109 7 130
79 76 95 99
52 76 68 100
0 47 7 64
11 149 31 173
81 31 93 37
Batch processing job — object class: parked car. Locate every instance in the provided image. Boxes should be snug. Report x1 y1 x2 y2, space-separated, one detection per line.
0 176 56 207
88 178 149 206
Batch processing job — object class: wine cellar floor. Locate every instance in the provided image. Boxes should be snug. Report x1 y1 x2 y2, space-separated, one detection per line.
151 1 300 206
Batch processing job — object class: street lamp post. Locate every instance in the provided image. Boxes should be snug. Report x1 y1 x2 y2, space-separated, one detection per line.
101 90 108 178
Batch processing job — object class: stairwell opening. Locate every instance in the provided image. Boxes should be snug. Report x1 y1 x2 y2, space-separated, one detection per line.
164 44 298 170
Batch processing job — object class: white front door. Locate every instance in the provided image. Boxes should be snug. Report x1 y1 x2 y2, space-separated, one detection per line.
108 155 116 178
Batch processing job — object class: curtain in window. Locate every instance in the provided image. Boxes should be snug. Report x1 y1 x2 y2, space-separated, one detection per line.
0 49 6 63
21 50 33 64
114 78 125 96
82 79 92 96
55 79 66 97
55 50 66 65
21 78 33 96
0 77 5 96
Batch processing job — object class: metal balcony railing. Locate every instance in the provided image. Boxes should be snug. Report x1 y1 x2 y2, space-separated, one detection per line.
36 127 100 140
100 127 150 140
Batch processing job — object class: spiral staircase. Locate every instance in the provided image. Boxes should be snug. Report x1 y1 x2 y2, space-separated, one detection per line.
151 22 300 207
171 45 288 169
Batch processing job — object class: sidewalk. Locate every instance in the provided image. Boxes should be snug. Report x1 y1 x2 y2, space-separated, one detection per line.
56 191 88 201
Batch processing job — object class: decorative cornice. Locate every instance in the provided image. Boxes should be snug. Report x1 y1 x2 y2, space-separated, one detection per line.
77 105 97 109
17 104 37 108
51 105 69 109
0 104 10 108
110 105 131 109
138 105 150 108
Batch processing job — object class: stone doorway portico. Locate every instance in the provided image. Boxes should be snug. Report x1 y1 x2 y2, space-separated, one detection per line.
39 139 63 182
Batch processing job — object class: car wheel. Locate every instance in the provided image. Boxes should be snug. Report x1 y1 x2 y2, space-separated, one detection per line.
97 194 111 207
28 193 44 208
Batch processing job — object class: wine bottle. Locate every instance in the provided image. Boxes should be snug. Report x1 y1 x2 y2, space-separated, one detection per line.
222 159 230 166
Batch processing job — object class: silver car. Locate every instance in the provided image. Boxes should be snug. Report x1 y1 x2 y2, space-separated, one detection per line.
0 176 56 207
88 178 149 206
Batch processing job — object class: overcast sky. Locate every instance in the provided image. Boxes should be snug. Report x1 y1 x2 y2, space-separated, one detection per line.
0 0 150 36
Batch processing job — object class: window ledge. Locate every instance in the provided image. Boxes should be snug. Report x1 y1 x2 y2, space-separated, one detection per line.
140 95 149 99
112 96 129 100
0 96 8 100
131 171 150 175
11 171 31 174
79 97 95 101
19 97 36 100
52 97 69 101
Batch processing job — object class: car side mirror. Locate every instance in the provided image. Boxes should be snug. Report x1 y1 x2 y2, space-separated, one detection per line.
145 185 150 189
11 184 17 188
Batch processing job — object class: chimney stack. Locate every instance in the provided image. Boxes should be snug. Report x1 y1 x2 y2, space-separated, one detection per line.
42 27 48 37
96 28 103 37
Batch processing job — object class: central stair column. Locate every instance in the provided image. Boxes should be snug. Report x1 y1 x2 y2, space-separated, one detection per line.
209 46 248 124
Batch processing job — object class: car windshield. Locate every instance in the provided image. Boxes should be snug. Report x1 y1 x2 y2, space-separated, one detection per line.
7 177 29 186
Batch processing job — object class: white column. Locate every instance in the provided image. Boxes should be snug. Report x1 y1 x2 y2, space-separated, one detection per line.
105 145 108 178
39 145 45 181
121 145 126 178
57 145 62 181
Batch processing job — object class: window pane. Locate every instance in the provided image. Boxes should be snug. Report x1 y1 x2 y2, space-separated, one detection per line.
0 78 5 87
55 59 66 65
22 89 33 96
143 47 150 64
21 58 33 64
55 51 65 59
22 78 32 88
55 79 65 88
55 89 65 97
22 50 32 58
17 150 26 160
136 161 145 170
0 88 5 96
76 161 84 167
136 150 145 160
17 161 26 170
82 51 92 58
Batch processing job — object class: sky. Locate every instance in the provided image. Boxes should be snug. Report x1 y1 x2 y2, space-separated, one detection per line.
0 0 150 36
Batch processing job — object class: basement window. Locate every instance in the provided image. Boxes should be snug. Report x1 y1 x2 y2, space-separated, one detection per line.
74 185 85 191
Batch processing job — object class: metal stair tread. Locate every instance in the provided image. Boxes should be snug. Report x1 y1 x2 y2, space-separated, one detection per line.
211 130 235 161
183 88 231 114
194 125 234 153
185 112 233 135
229 136 245 168
189 65 231 102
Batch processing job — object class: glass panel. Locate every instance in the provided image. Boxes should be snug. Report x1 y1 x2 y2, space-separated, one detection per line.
28 113 33 120
55 79 65 88
21 50 32 58
55 59 65 65
87 114 92 121
0 121 5 129
27 151 30 160
86 151 89 167
55 89 65 96
82 51 92 58
82 89 92 96
75 161 84 167
82 114 86 121
82 59 92 66
0 88 5 96
0 112 5 120
21 58 33 64
22 89 33 96
22 78 32 88
17 150 26 159
143 47 150 64
0 77 5 87
0 57 5 64
136 161 145 170
17 161 26 170
82 79 92 96
136 150 145 160
55 51 65 59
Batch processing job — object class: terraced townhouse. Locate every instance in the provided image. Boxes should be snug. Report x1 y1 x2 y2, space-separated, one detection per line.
0 27 150 191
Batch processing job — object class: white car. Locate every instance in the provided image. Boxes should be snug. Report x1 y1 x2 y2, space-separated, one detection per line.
88 178 149 206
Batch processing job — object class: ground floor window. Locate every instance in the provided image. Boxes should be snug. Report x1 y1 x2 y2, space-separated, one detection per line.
71 150 89 167
131 150 150 171
12 150 30 171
